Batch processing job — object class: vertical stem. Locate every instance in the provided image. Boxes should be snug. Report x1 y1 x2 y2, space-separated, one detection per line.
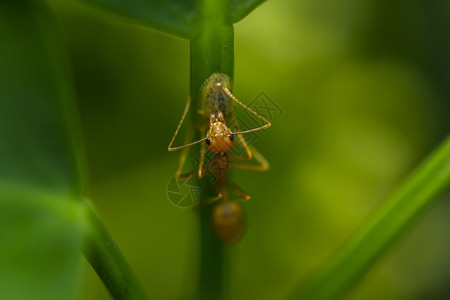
190 1 234 105
190 0 234 299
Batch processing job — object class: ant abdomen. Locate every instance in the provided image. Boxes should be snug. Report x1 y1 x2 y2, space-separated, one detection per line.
212 200 246 243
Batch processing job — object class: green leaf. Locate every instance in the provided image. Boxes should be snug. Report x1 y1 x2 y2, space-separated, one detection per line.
79 0 197 38
83 202 149 300
231 0 267 23
0 187 87 300
0 1 84 196
0 1 87 299
288 134 450 300
77 0 267 39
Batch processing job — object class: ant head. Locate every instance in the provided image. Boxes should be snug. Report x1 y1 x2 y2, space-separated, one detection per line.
206 111 234 153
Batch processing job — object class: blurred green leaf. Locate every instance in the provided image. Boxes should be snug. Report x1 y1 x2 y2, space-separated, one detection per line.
289 134 450 300
231 0 266 23
78 0 197 38
0 1 87 299
0 1 84 196
77 0 267 38
83 201 149 300
0 187 86 300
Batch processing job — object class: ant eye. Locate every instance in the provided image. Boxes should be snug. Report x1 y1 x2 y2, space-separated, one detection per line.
206 138 211 145
229 134 234 141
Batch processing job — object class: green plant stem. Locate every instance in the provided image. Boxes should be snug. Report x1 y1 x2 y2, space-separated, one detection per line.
190 0 234 299
289 134 450 300
82 201 148 300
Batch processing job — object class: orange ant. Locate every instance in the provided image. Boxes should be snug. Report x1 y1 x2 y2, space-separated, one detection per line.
168 73 271 196
168 73 271 242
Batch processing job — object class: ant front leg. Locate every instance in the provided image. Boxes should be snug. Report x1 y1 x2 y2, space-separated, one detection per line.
229 120 269 171
174 133 194 180
198 127 209 178
232 119 252 161
175 151 195 180
229 145 270 172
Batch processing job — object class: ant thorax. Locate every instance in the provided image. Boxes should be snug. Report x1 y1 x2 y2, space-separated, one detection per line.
206 111 234 154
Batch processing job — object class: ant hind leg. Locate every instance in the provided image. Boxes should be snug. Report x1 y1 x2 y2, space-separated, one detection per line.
228 183 251 201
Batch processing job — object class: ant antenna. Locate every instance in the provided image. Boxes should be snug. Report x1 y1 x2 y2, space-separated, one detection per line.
168 96 208 151
222 86 271 135
168 137 208 151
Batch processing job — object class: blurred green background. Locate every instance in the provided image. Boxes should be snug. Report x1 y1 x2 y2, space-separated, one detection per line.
48 0 450 299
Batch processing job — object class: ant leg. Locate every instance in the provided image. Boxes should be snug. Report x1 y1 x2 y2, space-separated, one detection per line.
231 119 252 161
205 192 224 204
175 127 213 180
200 154 229 202
198 141 206 178
228 119 269 171
174 146 196 180
229 145 270 172
223 86 271 135
228 183 251 200
198 128 211 178
175 157 195 179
